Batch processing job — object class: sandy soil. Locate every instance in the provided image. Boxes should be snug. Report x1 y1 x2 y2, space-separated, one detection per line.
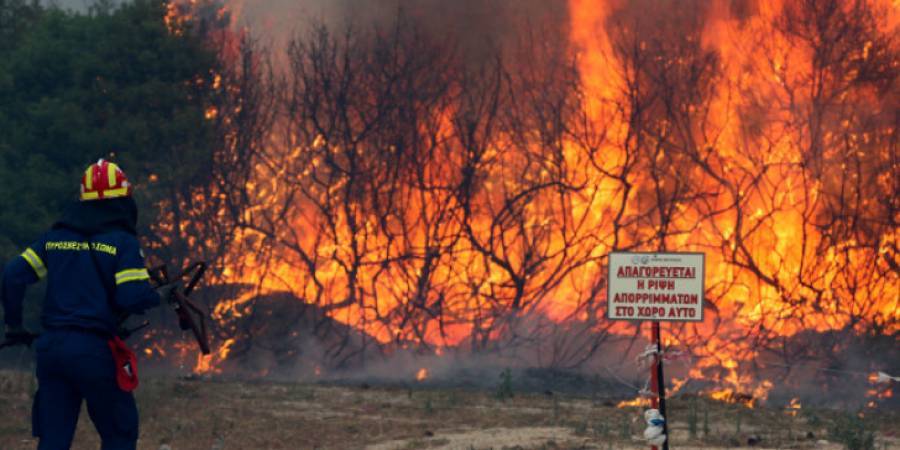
0 369 896 450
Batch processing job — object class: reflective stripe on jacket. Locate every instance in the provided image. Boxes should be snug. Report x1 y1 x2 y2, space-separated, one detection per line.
2 228 159 333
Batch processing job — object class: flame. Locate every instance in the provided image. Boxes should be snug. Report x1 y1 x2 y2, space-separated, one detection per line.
152 0 898 389
193 338 235 375
563 0 898 400
416 368 429 382
616 396 652 409
707 381 773 409
164 2 187 34
142 342 167 358
866 371 896 408
668 377 689 396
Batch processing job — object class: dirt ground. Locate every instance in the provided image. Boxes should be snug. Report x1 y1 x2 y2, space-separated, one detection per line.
0 370 896 450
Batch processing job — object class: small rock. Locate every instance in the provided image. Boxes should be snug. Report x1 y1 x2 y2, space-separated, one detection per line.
816 439 830 447
806 431 816 439
747 434 762 446
424 430 434 437
159 445 172 450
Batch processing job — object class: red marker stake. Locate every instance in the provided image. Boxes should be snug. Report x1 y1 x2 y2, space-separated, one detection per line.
650 320 669 450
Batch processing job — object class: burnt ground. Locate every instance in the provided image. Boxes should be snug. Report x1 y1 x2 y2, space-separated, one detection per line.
0 369 897 450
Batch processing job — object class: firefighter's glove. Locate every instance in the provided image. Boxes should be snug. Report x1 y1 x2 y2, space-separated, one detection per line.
3 325 36 347
155 282 181 305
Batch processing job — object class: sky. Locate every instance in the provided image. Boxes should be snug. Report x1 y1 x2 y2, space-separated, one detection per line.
45 0 103 10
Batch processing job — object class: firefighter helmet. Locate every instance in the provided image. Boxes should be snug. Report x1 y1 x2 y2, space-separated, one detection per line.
80 159 132 201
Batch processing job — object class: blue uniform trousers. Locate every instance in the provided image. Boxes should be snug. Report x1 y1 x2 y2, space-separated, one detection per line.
33 330 138 450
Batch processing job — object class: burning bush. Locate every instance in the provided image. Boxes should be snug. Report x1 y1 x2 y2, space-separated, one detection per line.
12 0 891 408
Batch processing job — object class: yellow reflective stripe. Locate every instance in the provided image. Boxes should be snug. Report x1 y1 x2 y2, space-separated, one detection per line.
107 162 118 187
102 187 128 198
116 269 147 278
21 248 47 278
116 268 149 280
80 188 127 201
115 268 150 285
84 166 93 190
21 248 47 279
116 274 149 284
117 274 149 284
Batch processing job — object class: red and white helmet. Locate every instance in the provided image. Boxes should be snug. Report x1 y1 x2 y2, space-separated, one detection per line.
80 159 132 201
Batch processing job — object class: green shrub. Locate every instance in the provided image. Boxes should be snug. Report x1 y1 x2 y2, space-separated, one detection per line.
828 413 875 450
495 368 514 401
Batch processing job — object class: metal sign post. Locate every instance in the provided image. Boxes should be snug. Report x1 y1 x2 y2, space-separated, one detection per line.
607 252 705 450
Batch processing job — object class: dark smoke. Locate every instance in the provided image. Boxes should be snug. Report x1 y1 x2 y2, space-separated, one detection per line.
230 0 567 61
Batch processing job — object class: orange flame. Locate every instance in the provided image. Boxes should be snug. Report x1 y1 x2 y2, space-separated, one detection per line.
785 397 802 417
616 396 652 409
160 0 898 387
193 338 235 375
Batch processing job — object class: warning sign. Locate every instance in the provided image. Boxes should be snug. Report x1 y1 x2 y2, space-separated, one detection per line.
607 252 705 322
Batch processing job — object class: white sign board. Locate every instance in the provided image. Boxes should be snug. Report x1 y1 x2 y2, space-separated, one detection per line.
607 252 705 322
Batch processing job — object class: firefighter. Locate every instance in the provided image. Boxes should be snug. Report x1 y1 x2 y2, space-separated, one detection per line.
1 159 175 450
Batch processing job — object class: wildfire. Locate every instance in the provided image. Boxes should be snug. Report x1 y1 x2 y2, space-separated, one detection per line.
151 0 898 398
142 343 167 358
866 371 896 408
705 379 773 409
668 377 689 396
165 0 239 34
709 389 754 407
616 396 652 409
785 397 802 417
563 0 898 403
193 338 235 375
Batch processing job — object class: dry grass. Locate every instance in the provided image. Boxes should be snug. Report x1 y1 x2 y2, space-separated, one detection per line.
0 369 896 450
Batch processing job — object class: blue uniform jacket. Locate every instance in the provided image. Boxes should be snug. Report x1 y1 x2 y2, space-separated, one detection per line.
2 198 159 335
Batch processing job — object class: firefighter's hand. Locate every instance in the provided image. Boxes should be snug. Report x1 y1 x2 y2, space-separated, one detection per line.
155 282 181 304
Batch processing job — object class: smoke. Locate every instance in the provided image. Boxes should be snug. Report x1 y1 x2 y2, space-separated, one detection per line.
227 0 566 61
40 0 100 11
192 292 654 398
91 0 896 411
196 293 896 409
44 0 568 57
